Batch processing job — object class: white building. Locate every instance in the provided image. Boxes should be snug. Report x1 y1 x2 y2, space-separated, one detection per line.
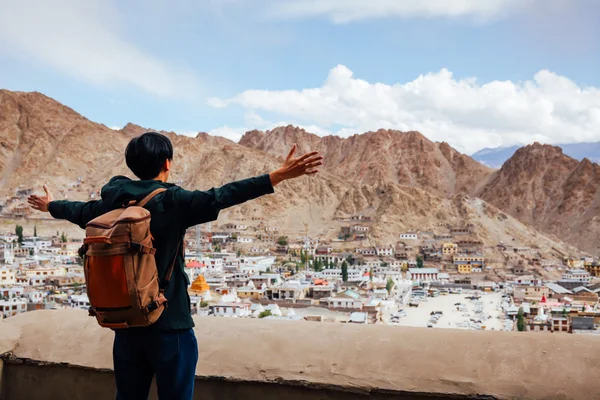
21 239 53 252
562 270 591 284
24 266 65 277
237 237 253 243
0 267 17 285
28 276 47 286
358 248 376 256
327 290 363 309
318 268 362 282
69 294 90 310
0 240 14 264
0 286 24 299
364 259 382 268
202 258 224 273
407 268 439 282
26 290 47 303
376 247 394 257
211 302 251 317
399 233 418 240
514 275 542 286
0 298 27 318
0 235 18 243
238 256 275 274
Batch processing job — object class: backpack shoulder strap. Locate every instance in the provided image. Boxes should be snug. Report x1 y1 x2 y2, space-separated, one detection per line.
137 188 167 208
160 239 184 292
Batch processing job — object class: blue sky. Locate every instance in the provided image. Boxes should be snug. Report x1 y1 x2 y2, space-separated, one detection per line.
1 0 599 154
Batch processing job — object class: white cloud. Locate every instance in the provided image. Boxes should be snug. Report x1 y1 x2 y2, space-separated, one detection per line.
209 65 600 154
0 0 199 97
265 0 538 23
208 126 249 142
208 112 335 142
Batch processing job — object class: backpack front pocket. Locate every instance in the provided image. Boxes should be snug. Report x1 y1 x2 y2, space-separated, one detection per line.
86 254 131 310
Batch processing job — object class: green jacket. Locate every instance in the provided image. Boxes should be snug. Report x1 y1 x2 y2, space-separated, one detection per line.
49 174 274 330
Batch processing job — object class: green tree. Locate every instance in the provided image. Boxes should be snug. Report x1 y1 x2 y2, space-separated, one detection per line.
214 245 221 253
369 268 374 282
386 278 394 293
237 249 242 257
29 249 34 256
200 301 209 308
341 260 348 282
259 310 272 319
56 230 59 236
314 258 323 272
277 236 288 246
15 225 23 244
301 250 307 264
562 308 568 318
346 255 355 266
60 232 68 243
416 255 424 268
34 225 37 237
517 307 526 332
266 267 271 273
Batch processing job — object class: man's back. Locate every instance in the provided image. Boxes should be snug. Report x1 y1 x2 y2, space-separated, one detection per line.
48 174 275 330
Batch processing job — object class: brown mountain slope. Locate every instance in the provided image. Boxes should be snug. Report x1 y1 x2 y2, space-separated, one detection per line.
0 90 584 258
239 125 493 197
0 90 131 191
478 143 600 254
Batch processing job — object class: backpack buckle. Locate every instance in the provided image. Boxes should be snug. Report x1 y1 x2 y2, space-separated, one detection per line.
144 300 160 314
129 242 142 253
78 244 88 258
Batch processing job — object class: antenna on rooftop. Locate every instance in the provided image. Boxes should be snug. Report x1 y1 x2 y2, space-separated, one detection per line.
195 225 201 260
304 222 309 272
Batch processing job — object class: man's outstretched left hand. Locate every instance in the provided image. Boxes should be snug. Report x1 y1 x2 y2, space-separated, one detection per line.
269 144 323 186
27 185 53 212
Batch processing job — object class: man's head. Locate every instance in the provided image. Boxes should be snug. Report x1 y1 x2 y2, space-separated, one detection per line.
125 132 173 181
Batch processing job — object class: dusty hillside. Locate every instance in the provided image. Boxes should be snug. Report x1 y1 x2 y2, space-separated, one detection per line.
239 125 492 197
478 143 600 254
0 90 586 257
0 90 131 192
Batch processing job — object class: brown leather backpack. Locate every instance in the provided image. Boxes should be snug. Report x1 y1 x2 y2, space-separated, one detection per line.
78 188 180 329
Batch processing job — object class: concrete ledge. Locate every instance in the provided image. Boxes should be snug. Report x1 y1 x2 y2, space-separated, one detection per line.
1 309 600 399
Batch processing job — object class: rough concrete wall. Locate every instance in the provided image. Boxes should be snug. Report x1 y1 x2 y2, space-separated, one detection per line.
1 363 495 400
1 310 600 399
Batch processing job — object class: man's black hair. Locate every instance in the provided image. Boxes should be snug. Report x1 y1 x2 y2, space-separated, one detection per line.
125 132 174 180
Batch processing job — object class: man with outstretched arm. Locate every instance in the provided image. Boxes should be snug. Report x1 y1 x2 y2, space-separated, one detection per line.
28 132 323 400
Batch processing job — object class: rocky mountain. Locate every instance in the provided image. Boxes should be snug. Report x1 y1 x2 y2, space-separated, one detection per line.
0 90 592 256
478 143 600 254
472 142 600 169
239 126 492 197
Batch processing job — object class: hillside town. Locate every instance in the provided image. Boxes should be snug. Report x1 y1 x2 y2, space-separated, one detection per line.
2 205 600 333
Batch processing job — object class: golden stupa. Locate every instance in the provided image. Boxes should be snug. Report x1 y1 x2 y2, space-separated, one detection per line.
189 274 210 294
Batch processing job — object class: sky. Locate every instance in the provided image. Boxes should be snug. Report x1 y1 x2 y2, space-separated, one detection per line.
1 0 599 154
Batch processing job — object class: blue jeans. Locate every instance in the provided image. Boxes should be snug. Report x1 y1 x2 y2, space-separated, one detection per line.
113 329 198 400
